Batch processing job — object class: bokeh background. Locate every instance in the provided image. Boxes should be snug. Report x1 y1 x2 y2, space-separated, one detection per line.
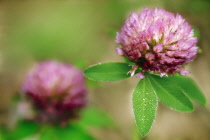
0 0 210 140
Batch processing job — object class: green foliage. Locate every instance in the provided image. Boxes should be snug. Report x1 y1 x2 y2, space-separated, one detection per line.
0 130 5 140
123 57 136 65
6 120 40 140
1 105 116 140
132 77 158 137
39 127 56 140
147 74 194 112
84 62 131 81
40 124 95 140
80 106 116 128
132 125 142 140
173 75 206 106
84 60 207 137
132 73 206 137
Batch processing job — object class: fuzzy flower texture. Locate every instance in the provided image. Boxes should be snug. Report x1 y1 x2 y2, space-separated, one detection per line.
22 61 87 125
116 8 198 78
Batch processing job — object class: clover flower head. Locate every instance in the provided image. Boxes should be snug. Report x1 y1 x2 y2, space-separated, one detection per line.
116 8 198 78
22 61 87 124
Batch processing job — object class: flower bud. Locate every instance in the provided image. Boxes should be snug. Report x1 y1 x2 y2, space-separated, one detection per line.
22 61 87 125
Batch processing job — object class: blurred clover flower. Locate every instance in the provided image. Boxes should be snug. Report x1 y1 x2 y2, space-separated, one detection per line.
116 8 198 78
22 61 87 125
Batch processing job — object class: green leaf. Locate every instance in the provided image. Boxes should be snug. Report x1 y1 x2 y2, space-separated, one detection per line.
40 124 95 140
0 130 5 140
132 125 142 140
147 74 194 112
80 106 116 128
56 124 95 140
40 127 57 140
0 127 8 140
173 75 206 106
132 77 158 137
8 120 40 140
84 62 131 81
123 57 135 65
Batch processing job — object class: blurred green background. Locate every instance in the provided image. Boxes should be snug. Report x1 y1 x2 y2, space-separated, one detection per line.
0 0 210 140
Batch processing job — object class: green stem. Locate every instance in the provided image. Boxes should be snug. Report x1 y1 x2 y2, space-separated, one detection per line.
132 124 142 140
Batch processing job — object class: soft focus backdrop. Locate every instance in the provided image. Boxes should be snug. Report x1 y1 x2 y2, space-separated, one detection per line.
0 0 210 140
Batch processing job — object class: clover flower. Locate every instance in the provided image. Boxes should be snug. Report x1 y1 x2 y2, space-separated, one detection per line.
116 8 198 78
84 7 206 137
22 61 87 125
